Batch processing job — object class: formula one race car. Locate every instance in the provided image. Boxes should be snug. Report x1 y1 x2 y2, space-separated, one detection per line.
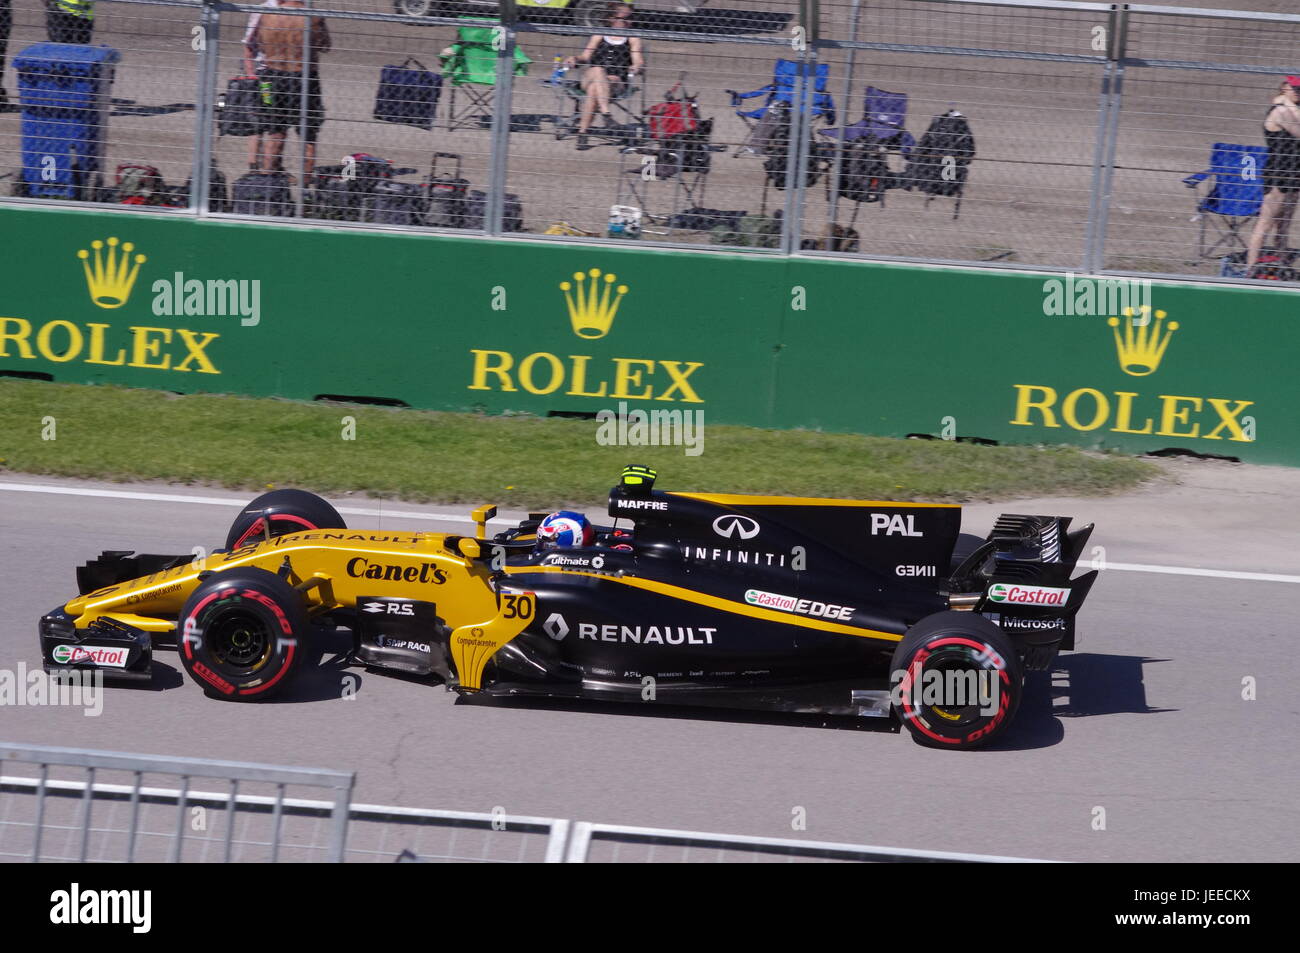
38 466 1097 748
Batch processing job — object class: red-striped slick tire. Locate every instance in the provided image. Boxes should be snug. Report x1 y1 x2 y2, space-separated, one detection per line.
177 568 307 702
890 611 1024 749
224 489 346 551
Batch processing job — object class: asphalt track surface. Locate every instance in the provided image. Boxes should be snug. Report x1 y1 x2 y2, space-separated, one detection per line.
0 460 1296 862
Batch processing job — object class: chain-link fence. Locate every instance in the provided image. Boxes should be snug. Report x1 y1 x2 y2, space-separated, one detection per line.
2 0 1298 283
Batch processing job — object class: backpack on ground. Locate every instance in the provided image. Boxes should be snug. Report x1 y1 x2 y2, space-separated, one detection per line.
800 224 860 252
365 180 426 226
180 167 230 213
217 76 264 137
114 162 167 205
648 97 699 140
904 110 975 196
762 106 828 190
232 170 294 217
461 190 525 232
710 212 780 248
834 136 893 204
668 207 746 231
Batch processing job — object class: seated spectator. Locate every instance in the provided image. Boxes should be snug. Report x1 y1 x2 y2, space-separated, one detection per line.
1246 76 1300 276
563 2 643 151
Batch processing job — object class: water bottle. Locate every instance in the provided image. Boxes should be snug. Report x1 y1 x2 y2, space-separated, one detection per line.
550 56 567 84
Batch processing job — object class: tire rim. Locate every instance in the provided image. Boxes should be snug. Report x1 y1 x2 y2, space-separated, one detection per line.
901 641 1007 735
208 608 273 673
398 0 433 16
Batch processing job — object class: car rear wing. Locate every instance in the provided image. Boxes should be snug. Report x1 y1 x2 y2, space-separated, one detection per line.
948 514 1098 669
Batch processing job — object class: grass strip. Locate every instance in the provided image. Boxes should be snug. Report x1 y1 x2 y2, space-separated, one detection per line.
0 380 1159 508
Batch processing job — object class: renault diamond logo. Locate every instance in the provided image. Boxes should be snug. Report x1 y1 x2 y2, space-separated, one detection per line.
543 613 569 641
712 515 760 540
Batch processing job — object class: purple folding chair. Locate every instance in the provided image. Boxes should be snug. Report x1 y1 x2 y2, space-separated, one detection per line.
821 86 916 154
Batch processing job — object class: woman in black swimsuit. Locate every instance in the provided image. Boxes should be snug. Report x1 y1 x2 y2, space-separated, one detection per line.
564 2 645 150
1246 76 1300 275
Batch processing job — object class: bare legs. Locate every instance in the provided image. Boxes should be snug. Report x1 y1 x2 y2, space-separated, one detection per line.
1246 187 1300 272
577 66 623 134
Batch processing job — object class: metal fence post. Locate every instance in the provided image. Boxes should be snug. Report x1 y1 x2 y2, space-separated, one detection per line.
295 0 314 220
825 0 863 241
1083 3 1128 273
485 0 520 238
783 0 819 254
190 0 222 216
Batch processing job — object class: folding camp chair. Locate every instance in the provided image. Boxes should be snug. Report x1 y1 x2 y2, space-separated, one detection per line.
439 19 531 132
728 59 835 156
1182 142 1267 259
820 86 916 154
543 61 646 147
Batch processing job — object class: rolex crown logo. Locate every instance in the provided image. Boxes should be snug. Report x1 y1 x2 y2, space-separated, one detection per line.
560 268 628 340
78 237 147 309
1108 306 1178 377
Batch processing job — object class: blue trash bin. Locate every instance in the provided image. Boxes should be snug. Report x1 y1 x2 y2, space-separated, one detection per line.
12 43 120 200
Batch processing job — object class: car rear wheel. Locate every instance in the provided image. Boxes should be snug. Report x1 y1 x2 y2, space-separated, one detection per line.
394 0 436 16
178 568 308 701
891 610 1023 749
570 0 604 30
225 489 346 550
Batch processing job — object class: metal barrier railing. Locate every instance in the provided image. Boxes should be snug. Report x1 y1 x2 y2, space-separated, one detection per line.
2 0 1291 283
0 742 354 862
563 822 1062 863
0 742 1055 862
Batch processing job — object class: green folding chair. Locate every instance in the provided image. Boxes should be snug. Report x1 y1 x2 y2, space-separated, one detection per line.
439 20 532 132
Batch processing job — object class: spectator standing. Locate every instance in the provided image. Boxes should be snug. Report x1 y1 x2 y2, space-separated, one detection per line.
1246 76 1300 276
248 0 329 176
46 0 94 45
242 0 279 172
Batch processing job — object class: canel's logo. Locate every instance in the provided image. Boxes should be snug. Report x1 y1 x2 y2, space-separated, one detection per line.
1109 306 1178 376
712 515 760 540
560 268 628 339
77 237 147 309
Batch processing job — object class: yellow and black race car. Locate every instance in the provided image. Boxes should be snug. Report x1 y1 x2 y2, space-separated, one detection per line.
39 466 1097 748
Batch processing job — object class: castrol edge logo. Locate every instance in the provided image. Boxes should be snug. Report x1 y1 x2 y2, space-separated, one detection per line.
986 583 1069 607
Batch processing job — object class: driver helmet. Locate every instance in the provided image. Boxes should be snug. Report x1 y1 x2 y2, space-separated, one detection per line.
535 510 594 549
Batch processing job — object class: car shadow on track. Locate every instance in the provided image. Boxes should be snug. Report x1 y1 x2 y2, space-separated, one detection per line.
451 652 1176 750
152 629 385 703
453 693 902 737
992 652 1176 751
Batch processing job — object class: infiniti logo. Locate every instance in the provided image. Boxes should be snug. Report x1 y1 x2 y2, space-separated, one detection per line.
712 515 760 540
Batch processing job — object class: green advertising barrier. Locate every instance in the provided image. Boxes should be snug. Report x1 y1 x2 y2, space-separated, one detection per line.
1 204 1297 465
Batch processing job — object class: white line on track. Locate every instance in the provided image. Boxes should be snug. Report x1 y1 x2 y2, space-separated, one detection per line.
3 481 1297 585
0 480 476 525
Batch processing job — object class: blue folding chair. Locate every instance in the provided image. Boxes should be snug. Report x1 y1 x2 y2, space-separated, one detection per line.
727 59 835 154
1182 142 1266 259
820 86 916 154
